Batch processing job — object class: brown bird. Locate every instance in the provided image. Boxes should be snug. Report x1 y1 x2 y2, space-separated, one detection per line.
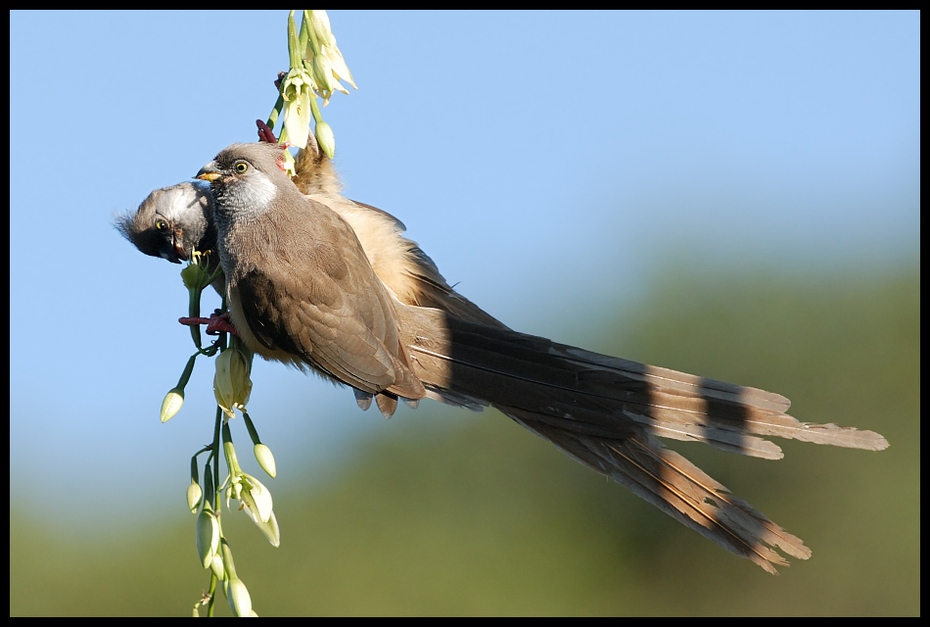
116 135 499 332
192 141 886 574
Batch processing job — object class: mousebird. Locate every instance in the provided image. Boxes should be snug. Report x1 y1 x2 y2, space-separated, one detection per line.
136 140 885 574
116 136 501 330
115 182 216 267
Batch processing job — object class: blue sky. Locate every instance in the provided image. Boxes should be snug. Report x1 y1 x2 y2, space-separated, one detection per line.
9 11 918 522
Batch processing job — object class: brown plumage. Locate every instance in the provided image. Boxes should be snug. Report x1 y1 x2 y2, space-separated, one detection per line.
290 137 506 329
193 141 887 574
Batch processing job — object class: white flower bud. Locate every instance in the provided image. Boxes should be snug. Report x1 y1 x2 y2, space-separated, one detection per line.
226 577 253 617
187 479 203 514
210 553 225 581
315 121 336 159
160 388 184 423
254 443 277 478
196 509 219 569
214 347 252 418
308 10 334 47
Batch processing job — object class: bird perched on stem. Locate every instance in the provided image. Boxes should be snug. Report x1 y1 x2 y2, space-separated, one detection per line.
116 127 499 328
188 141 888 574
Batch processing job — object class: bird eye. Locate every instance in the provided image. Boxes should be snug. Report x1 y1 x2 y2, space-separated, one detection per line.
234 161 249 174
154 219 169 233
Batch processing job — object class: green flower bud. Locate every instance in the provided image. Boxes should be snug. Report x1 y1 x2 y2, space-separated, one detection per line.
226 577 253 617
196 509 219 569
160 388 184 423
213 347 252 418
281 150 297 178
180 258 211 291
187 479 203 514
254 443 277 478
315 120 336 159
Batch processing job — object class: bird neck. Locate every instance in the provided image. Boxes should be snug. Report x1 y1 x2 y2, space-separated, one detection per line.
212 174 281 227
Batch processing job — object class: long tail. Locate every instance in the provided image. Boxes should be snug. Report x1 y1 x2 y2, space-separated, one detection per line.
393 305 888 573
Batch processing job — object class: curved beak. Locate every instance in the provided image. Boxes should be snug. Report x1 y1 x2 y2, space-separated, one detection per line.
171 238 189 263
196 161 221 182
157 233 185 264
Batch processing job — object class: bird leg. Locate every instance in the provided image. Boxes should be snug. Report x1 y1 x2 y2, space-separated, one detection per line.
179 310 239 336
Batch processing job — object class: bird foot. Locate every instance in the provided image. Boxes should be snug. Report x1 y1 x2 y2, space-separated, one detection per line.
178 311 238 336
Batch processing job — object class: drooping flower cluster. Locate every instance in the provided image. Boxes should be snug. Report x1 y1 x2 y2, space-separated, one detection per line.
279 10 355 160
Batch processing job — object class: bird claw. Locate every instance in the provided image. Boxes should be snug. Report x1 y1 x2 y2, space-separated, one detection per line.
179 311 238 336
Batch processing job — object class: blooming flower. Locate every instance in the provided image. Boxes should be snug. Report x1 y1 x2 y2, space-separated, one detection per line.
280 67 314 151
225 471 280 547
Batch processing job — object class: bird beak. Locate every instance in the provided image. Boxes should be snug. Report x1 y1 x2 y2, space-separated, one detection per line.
196 161 221 182
171 240 188 263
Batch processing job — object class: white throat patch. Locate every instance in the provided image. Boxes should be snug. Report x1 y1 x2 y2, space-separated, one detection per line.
235 171 279 211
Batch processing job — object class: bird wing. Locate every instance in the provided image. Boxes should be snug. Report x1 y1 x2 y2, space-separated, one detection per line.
228 200 425 401
290 141 508 328
313 195 508 329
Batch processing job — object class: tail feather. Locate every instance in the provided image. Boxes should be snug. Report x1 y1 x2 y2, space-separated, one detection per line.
393 304 887 572
401 307 888 457
509 413 810 574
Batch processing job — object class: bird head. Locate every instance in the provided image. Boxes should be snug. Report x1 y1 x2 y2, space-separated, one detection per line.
196 143 296 220
115 182 215 264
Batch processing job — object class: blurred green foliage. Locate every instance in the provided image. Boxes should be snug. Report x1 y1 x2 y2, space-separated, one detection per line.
10 263 918 616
